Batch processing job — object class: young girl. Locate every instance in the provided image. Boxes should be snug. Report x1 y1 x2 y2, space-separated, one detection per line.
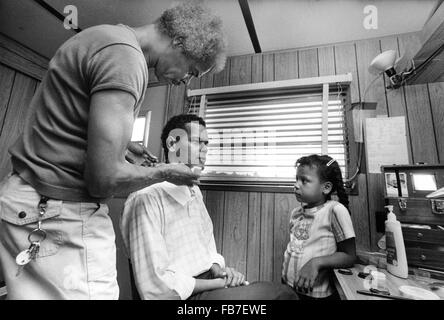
282 154 356 300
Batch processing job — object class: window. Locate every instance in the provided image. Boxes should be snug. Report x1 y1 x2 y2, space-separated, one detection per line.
131 112 151 146
187 74 351 185
131 116 147 144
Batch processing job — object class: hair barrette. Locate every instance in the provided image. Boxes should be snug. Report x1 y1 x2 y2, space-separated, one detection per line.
326 159 336 166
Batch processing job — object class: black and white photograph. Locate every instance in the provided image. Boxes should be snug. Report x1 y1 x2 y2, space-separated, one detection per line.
384 172 408 197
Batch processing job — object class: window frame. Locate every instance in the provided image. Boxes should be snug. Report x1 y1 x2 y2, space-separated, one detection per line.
186 74 352 192
130 111 152 148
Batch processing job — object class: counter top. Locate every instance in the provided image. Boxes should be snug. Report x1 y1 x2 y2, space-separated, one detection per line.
333 264 444 300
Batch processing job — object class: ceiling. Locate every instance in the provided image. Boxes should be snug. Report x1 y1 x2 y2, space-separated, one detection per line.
0 0 441 60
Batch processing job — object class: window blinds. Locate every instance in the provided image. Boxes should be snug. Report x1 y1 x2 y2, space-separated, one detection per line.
186 75 351 183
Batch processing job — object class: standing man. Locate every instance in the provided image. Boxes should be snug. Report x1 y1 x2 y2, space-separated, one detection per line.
0 1 227 299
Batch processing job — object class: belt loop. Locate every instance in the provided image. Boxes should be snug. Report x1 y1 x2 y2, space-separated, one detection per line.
34 195 49 242
38 196 49 214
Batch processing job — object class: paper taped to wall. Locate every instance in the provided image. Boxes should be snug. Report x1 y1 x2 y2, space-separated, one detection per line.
364 116 410 173
351 102 377 143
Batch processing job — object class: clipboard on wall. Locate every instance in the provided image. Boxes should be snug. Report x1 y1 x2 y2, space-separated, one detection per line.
364 116 410 174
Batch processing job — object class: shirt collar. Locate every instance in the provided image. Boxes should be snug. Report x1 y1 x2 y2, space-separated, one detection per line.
159 181 201 206
302 201 329 215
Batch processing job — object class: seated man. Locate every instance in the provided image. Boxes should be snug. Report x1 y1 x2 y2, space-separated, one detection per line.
121 114 298 300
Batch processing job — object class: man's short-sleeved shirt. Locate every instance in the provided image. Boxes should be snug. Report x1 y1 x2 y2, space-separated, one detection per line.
9 24 148 202
282 200 355 298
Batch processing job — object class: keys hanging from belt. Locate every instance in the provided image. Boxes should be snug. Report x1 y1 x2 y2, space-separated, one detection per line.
37 196 48 230
15 196 49 277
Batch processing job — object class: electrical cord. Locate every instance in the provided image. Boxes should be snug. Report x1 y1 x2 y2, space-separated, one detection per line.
397 60 416 87
187 95 197 114
344 73 382 184
404 39 444 82
348 73 382 112
345 141 363 183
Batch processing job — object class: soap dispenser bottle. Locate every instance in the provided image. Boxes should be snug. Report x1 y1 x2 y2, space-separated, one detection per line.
385 205 408 278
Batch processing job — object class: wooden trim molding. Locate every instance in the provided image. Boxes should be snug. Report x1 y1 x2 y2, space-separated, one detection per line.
200 182 294 193
0 32 48 80
187 73 352 97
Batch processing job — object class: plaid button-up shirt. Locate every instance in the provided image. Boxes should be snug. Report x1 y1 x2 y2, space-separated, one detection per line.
120 182 225 300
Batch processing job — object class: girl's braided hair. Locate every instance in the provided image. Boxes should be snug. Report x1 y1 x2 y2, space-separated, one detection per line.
296 154 349 210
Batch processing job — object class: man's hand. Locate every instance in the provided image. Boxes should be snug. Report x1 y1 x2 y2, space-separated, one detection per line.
294 258 320 294
210 263 227 279
156 163 199 186
126 142 159 167
222 267 246 288
210 264 249 288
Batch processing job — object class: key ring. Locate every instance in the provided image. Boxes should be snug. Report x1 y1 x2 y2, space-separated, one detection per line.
28 228 47 243
35 195 48 238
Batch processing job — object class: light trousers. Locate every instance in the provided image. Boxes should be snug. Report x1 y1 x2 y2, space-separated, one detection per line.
0 173 119 300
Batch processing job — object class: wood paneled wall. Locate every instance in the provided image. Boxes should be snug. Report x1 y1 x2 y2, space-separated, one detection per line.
0 34 44 291
0 34 50 180
168 32 444 283
202 190 298 282
0 64 39 180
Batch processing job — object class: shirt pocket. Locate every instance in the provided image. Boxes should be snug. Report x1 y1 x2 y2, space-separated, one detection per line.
0 197 63 258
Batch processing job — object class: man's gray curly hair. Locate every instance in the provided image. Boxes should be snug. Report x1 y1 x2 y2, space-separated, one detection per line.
156 0 227 73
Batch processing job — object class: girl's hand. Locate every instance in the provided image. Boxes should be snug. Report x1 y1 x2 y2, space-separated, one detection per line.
294 258 321 293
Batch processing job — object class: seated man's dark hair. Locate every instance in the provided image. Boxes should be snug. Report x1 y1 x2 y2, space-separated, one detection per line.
161 113 206 162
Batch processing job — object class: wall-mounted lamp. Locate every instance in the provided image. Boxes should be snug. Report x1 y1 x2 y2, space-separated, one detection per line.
368 50 415 89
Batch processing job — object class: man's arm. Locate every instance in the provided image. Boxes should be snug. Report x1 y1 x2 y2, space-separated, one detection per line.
84 90 198 198
192 278 226 294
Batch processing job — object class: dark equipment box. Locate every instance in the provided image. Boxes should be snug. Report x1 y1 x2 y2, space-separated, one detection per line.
381 164 444 272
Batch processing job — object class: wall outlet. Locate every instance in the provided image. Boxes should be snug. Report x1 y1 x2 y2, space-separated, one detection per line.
344 180 359 195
